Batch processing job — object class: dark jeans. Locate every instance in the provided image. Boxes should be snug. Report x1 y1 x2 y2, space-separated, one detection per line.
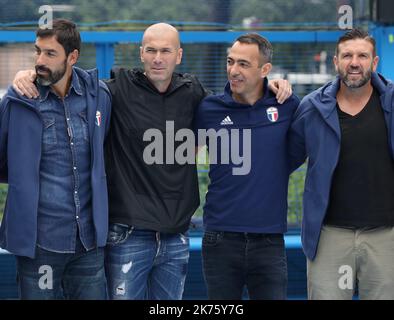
16 245 106 300
202 230 287 300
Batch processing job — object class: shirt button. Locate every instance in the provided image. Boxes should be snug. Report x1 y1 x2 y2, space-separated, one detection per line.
67 118 70 121
71 142 74 145
73 167 77 170
75 191 78 194
76 216 79 219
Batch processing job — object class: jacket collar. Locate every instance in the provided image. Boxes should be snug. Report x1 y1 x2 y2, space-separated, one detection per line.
310 72 393 118
131 68 192 94
309 72 394 140
71 66 99 97
371 72 394 113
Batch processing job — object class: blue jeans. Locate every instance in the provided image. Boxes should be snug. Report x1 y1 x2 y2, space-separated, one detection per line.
105 223 190 300
15 245 106 300
202 230 288 300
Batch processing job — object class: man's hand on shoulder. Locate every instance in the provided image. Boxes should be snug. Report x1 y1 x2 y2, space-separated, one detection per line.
268 79 292 104
12 70 39 99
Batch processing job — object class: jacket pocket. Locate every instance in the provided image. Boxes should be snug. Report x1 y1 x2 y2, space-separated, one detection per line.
78 111 89 142
42 117 57 150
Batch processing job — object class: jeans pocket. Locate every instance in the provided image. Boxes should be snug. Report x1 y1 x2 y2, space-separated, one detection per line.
106 223 133 246
266 234 285 246
179 232 190 245
202 231 221 247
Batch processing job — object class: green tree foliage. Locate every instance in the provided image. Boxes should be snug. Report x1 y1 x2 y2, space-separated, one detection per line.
1 0 350 26
0 0 66 23
70 0 212 24
0 185 7 221
231 0 339 25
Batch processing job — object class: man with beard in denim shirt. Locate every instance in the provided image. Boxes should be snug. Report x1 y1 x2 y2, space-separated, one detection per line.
0 19 111 299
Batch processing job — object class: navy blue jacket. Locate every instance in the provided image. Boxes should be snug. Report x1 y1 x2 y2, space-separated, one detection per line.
195 80 300 233
289 72 394 260
0 67 111 258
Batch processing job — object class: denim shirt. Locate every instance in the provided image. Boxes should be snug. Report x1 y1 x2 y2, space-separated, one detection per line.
37 69 95 253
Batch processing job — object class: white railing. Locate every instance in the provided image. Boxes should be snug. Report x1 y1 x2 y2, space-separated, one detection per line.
270 73 334 85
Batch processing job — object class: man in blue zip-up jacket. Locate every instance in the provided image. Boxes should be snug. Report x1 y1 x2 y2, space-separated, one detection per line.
289 29 394 299
0 19 111 299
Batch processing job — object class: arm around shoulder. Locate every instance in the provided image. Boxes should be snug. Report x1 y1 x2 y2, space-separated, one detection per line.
288 97 312 172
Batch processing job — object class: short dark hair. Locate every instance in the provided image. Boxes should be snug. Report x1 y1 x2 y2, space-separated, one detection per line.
234 33 273 65
36 19 81 56
336 28 376 57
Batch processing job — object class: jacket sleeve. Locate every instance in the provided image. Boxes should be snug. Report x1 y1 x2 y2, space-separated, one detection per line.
0 97 10 182
288 100 308 173
191 74 212 102
201 84 213 98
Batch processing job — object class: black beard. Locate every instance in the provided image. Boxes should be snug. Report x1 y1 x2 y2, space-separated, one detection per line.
35 61 67 86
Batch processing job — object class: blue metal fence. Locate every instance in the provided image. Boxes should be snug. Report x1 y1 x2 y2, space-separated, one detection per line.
3 27 393 84
0 30 343 91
